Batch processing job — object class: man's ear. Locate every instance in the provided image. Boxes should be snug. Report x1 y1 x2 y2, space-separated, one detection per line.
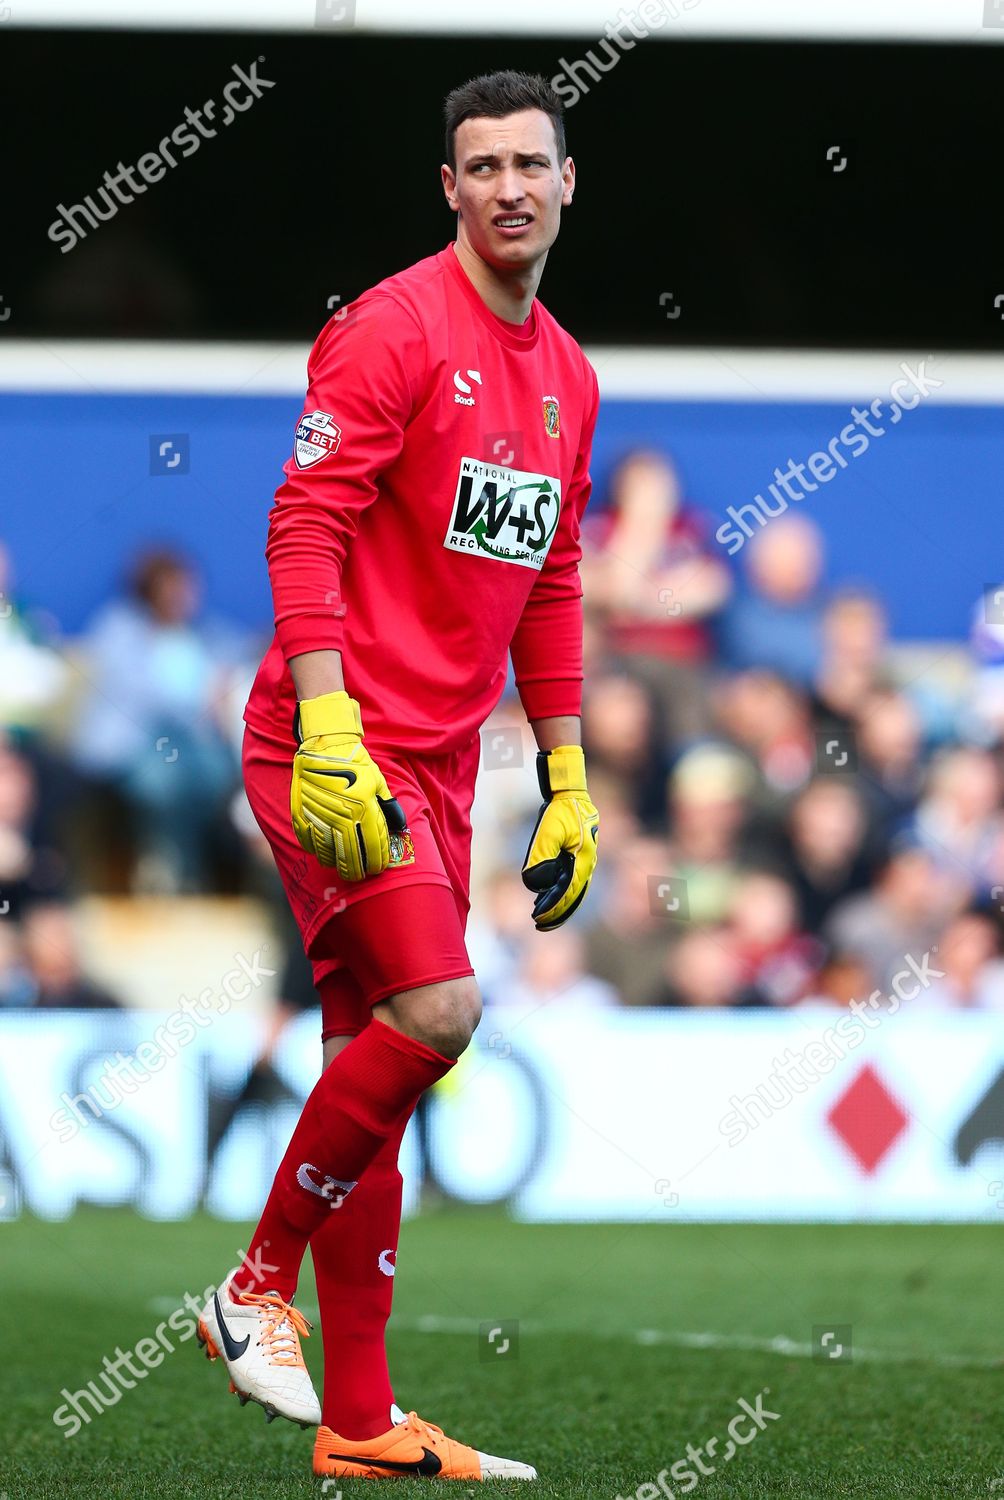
441 163 459 212
561 156 576 207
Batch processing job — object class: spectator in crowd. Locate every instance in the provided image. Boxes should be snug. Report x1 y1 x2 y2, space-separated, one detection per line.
812 588 891 732
577 765 643 859
0 540 68 735
802 950 876 1009
854 687 926 843
713 669 815 804
584 836 679 1007
719 514 827 686
493 925 617 1023
20 902 121 1009
0 737 67 919
0 543 96 888
466 868 535 1005
581 450 731 748
581 672 667 827
906 908 1004 1011
650 925 754 1008
467 699 542 885
726 870 824 1006
965 587 1004 743
71 549 243 893
0 741 37 923
666 743 753 924
908 746 1004 891
745 777 874 933
824 841 965 999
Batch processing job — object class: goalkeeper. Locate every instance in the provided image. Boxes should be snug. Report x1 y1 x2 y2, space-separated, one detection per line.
197 69 599 1484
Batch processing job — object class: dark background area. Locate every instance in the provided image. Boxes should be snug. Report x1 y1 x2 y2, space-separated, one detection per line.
2 27 1001 347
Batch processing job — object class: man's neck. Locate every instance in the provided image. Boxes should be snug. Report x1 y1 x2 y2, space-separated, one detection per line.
451 235 543 325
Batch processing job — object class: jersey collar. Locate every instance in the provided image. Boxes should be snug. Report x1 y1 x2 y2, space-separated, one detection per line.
441 242 540 352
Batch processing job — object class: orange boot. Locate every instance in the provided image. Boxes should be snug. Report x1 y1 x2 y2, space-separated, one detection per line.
313 1408 537 1480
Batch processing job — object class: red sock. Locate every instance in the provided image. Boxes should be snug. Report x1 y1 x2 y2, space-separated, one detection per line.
234 1021 450 1300
312 1113 409 1439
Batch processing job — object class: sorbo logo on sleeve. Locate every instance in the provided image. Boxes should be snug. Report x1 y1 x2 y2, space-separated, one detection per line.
444 456 561 570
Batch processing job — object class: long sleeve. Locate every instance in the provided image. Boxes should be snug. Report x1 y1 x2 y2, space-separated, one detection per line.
510 358 600 722
265 295 429 661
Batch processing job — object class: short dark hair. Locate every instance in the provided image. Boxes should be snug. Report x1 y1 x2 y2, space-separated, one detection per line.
131 547 191 605
443 70 566 173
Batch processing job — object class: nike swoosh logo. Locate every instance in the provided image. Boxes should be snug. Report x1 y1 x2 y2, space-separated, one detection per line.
377 1248 396 1276
297 1162 357 1206
325 1448 442 1477
213 1292 250 1360
310 767 357 786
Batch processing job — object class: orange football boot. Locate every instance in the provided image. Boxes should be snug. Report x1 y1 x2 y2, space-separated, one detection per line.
312 1408 537 1480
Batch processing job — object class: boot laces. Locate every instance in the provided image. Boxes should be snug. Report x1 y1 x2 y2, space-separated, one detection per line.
238 1290 311 1366
405 1411 445 1444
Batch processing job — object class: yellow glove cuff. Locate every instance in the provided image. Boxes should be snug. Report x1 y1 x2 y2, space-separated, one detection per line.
297 690 363 742
543 744 588 795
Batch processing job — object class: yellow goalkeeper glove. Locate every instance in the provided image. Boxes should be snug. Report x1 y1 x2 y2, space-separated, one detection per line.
521 744 599 930
290 690 406 880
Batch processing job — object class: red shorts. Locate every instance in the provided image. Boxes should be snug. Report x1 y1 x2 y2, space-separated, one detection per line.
242 722 480 1037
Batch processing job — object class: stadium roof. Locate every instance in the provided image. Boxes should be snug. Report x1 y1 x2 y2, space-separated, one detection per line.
7 0 1004 40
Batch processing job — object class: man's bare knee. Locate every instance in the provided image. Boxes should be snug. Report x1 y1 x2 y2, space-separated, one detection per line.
374 976 481 1058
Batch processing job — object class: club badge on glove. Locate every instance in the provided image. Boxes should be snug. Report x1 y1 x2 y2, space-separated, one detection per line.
388 829 415 867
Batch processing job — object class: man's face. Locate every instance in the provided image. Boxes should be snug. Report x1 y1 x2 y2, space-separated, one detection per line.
442 108 574 272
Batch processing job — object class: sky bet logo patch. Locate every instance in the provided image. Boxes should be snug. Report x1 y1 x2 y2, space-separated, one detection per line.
293 410 342 470
445 456 561 571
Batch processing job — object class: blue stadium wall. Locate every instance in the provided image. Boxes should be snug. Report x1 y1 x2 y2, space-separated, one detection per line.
3 387 1000 640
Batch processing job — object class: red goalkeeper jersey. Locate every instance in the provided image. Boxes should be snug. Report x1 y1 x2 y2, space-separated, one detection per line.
244 242 600 754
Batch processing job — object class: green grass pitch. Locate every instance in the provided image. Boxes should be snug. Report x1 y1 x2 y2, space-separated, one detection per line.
3 1208 1001 1498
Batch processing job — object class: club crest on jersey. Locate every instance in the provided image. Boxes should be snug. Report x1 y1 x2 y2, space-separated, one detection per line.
294 410 341 470
444 457 561 572
542 395 560 438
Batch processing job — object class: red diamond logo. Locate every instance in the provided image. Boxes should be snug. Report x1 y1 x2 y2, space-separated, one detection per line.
826 1063 909 1174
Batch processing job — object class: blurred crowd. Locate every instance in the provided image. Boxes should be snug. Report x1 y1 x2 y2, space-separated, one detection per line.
4 447 1004 1018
